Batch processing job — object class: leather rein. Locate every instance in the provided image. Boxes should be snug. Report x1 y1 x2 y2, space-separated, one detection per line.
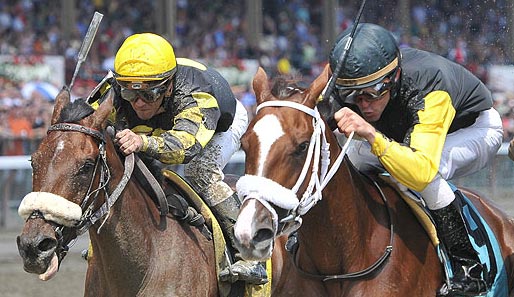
47 123 133 235
38 122 167 262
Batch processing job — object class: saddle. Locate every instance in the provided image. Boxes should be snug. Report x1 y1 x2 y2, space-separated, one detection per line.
379 174 508 297
137 164 272 297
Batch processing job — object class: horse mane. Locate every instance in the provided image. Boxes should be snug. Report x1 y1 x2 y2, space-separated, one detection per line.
58 98 95 123
270 75 306 101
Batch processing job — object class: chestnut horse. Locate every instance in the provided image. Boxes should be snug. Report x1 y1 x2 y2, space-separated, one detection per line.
233 66 514 296
16 88 236 296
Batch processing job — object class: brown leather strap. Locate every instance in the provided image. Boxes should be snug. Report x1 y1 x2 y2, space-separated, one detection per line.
133 155 169 216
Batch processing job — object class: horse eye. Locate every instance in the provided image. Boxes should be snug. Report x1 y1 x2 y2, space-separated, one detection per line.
77 159 96 175
294 141 310 156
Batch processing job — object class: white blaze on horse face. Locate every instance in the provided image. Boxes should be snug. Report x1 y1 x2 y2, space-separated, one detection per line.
252 114 284 175
234 199 260 246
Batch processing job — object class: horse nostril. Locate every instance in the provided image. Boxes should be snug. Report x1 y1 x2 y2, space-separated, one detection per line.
38 237 57 252
254 228 274 243
17 235 35 251
17 234 57 258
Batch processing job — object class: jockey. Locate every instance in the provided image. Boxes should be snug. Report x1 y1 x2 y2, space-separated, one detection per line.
90 33 267 285
326 23 502 295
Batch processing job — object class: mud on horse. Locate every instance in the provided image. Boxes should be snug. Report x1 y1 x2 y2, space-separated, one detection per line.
16 88 225 296
232 66 514 296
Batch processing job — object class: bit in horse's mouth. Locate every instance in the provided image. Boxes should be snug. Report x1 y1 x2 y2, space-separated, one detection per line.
37 253 59 281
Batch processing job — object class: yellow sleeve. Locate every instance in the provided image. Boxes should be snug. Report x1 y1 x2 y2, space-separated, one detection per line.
140 92 219 164
370 91 456 191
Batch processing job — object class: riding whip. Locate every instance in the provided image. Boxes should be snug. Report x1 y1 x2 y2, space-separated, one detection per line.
68 11 103 91
324 0 367 106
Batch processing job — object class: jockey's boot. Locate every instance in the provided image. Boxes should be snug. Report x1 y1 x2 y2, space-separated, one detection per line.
211 193 268 285
431 196 488 296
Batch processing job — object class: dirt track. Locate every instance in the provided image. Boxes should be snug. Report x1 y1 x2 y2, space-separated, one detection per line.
2 187 514 297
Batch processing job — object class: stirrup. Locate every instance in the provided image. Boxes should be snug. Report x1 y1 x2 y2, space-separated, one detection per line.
438 280 488 297
438 258 488 296
219 260 268 285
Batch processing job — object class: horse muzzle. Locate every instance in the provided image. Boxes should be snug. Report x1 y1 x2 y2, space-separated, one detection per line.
16 192 85 280
17 234 59 276
234 237 274 262
17 214 60 280
234 198 276 261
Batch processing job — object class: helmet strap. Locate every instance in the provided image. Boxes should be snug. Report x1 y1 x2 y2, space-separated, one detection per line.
164 79 173 97
389 67 402 99
392 66 401 83
160 78 174 109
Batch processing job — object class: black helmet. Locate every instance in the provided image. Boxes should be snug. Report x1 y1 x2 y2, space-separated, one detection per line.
329 23 400 90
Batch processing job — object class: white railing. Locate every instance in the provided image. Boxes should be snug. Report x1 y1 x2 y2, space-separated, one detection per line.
1 144 512 228
0 142 509 169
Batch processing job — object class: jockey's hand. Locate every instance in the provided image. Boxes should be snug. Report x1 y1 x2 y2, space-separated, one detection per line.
114 129 143 155
334 107 376 143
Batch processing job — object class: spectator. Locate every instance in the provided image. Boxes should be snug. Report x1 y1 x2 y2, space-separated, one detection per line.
5 105 33 156
1 0 514 156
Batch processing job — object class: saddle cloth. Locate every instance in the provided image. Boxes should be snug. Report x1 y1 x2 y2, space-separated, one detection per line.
162 169 272 297
380 174 508 297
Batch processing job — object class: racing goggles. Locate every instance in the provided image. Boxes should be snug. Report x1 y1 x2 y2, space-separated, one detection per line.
336 80 392 104
117 76 171 103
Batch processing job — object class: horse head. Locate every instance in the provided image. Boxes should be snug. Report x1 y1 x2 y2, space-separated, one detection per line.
233 65 335 261
16 87 115 280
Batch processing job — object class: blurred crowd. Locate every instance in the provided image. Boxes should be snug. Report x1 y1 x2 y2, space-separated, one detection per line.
1 0 514 156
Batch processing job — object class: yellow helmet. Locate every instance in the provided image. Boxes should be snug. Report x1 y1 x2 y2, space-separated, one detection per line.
114 33 176 82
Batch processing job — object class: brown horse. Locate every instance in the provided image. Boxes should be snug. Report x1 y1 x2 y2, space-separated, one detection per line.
232 66 514 296
15 88 230 296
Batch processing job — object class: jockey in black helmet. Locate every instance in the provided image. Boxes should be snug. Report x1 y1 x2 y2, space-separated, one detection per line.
326 23 502 296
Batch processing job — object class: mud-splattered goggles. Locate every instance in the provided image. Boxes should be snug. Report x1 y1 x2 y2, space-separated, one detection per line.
336 80 392 104
117 76 172 103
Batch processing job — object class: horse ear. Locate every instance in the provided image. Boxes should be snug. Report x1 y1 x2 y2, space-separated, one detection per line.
50 87 71 125
91 88 114 130
252 67 271 105
304 64 330 107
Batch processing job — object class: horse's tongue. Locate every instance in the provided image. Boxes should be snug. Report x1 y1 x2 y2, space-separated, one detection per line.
38 253 59 281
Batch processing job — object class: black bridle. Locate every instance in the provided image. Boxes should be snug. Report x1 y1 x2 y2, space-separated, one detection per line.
28 122 132 263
